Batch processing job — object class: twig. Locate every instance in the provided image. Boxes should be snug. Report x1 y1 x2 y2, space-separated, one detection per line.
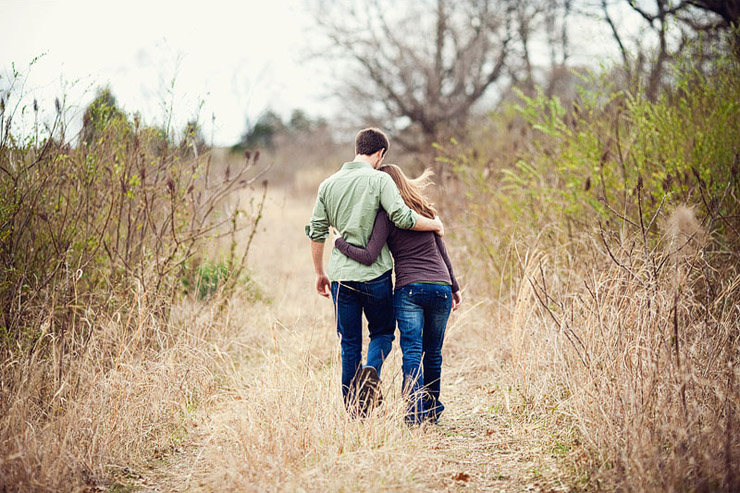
524 269 590 370
599 196 639 228
636 178 658 282
598 221 646 288
226 180 269 296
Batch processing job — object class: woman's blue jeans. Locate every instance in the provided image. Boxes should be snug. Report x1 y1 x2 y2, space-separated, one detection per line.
330 270 395 405
394 282 452 424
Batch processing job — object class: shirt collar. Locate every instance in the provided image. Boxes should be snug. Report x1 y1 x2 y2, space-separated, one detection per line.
342 161 374 171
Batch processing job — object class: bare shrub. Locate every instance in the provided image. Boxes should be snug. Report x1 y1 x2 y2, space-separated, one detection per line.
523 197 740 490
0 77 269 490
449 47 740 489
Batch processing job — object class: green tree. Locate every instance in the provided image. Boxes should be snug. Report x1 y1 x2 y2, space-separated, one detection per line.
179 119 208 157
81 87 129 146
237 110 284 149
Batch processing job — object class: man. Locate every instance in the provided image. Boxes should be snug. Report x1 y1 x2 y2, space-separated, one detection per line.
306 128 443 415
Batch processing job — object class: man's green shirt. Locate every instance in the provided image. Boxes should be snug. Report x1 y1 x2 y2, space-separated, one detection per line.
306 161 419 282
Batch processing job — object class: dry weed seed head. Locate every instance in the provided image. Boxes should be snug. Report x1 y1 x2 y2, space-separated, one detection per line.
691 166 707 188
662 173 673 192
55 97 61 115
667 205 703 242
664 205 706 260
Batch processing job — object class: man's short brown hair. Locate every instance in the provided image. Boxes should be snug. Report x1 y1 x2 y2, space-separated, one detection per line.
355 127 389 156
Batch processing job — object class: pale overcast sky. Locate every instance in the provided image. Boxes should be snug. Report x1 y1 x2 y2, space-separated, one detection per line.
1 0 331 146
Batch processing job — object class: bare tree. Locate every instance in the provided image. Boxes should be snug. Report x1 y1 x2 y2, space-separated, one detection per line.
600 0 735 100
313 0 515 152
510 0 545 94
686 0 740 55
507 0 573 98
547 0 573 68
688 0 740 28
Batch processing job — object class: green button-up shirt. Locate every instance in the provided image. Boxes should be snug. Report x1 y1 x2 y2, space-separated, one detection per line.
306 161 419 282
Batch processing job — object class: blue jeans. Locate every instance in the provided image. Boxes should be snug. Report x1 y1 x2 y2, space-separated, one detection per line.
394 282 452 424
330 270 395 404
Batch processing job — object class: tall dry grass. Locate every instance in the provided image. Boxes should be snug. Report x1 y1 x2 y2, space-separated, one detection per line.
510 208 740 490
3 48 738 492
447 49 740 490
156 159 578 491
0 79 269 490
1 296 230 489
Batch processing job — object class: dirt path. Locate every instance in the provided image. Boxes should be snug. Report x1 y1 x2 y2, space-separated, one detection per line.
137 188 575 492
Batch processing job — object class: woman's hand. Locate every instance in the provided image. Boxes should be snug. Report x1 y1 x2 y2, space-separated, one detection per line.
452 290 462 311
331 228 340 248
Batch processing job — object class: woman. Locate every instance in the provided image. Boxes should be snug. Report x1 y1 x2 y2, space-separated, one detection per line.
334 164 461 424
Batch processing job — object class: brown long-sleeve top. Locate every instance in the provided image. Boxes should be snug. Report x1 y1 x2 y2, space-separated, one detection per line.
334 210 460 292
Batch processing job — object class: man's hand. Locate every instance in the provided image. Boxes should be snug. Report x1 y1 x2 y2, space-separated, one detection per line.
311 240 331 298
316 274 331 298
452 290 462 311
411 214 444 236
433 216 445 237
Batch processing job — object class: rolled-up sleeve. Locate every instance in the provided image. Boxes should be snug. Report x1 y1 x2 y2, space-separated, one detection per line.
306 189 330 242
378 174 418 230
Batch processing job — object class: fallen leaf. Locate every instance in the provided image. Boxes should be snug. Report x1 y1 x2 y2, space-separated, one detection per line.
453 472 471 482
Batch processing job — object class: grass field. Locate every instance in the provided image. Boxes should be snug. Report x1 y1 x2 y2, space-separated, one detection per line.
128 181 579 492
3 50 738 491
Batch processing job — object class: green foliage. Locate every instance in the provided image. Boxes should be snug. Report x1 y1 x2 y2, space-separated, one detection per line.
442 50 739 297
507 57 739 228
234 108 329 151
444 49 740 491
0 83 267 353
237 110 284 149
179 257 266 302
82 87 131 146
181 259 229 300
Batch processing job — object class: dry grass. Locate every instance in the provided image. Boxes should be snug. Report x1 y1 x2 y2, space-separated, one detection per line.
0 293 226 490
0 99 269 491
8 146 734 492
460 204 740 491
442 51 740 490
130 183 578 492
546 224 740 491
4 50 737 492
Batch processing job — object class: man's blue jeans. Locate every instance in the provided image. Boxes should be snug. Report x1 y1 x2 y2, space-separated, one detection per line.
394 282 452 424
330 270 395 404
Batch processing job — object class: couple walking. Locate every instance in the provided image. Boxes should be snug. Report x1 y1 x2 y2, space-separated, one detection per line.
306 128 461 424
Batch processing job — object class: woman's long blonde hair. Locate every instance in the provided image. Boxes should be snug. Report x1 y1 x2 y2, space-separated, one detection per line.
380 164 437 219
